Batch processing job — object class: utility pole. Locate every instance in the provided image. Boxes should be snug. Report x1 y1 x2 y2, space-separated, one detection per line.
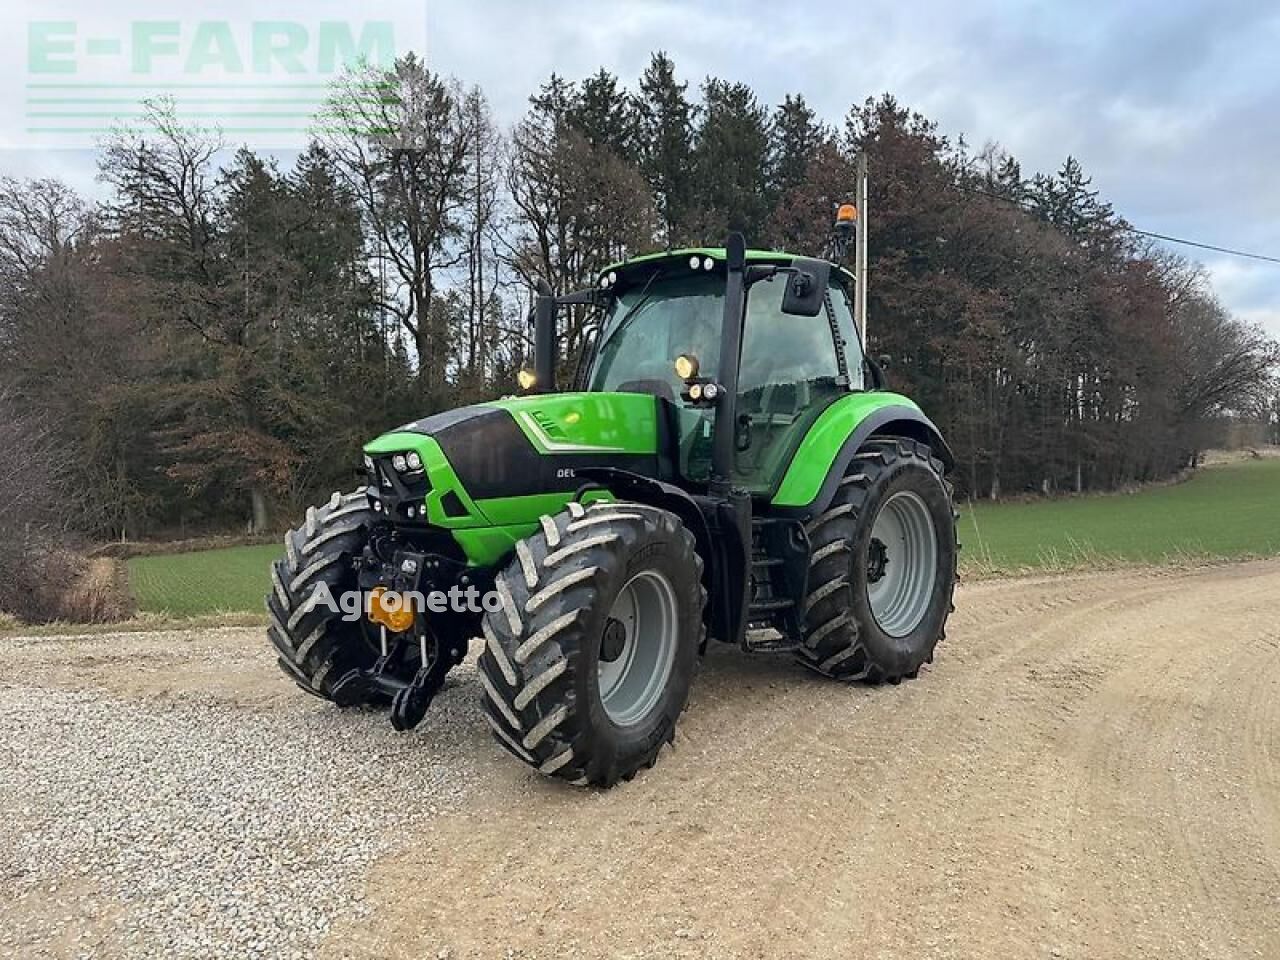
854 152 869 346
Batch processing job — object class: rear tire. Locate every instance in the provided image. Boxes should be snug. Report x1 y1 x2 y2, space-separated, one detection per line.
798 439 957 682
477 501 705 788
266 490 403 700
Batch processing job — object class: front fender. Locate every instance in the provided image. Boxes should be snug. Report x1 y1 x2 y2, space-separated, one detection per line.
574 466 749 650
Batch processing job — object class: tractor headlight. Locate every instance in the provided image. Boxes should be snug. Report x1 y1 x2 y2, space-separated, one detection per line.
392 454 409 473
363 455 374 473
406 451 423 471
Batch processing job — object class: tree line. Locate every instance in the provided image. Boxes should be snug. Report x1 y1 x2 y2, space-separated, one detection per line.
1 51 1277 548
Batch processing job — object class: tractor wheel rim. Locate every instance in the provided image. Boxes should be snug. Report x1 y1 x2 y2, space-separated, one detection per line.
866 490 938 638
597 570 678 728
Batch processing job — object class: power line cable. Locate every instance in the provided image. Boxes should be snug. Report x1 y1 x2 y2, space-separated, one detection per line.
1120 228 1280 265
959 183 1280 265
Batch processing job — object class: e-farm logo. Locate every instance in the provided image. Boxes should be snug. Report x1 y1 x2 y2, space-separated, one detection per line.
7 1 426 149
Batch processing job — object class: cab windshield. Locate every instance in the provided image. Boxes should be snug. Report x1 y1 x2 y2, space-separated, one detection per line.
587 270 862 492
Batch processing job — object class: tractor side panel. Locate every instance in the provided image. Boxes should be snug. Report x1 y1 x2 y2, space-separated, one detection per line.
770 392 950 514
486 392 662 456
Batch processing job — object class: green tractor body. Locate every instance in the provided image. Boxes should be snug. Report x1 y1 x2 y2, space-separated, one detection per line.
363 387 936 565
269 235 958 787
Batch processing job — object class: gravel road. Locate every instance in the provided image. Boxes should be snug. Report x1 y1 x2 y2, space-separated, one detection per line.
2 560 1278 959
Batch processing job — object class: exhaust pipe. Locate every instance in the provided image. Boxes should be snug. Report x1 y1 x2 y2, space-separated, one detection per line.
533 277 555 394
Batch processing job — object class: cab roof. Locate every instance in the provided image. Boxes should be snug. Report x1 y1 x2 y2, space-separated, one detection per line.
600 247 856 287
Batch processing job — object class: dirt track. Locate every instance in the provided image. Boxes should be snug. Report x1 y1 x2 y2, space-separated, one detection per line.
3 560 1279 959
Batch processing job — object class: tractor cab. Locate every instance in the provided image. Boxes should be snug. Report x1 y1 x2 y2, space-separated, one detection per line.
582 249 867 498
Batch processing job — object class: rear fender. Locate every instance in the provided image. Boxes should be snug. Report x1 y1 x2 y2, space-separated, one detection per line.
771 402 953 519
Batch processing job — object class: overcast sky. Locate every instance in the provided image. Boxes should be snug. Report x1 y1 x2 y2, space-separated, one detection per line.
4 0 1278 338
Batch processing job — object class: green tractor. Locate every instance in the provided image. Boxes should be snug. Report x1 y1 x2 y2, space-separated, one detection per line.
267 225 958 788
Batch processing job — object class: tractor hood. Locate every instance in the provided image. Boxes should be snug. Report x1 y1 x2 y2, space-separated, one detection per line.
363 392 665 535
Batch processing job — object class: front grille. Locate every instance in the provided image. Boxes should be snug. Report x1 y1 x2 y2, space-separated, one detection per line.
366 455 431 524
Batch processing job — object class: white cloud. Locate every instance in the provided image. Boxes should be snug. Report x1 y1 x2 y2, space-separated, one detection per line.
1202 258 1280 339
1238 308 1280 342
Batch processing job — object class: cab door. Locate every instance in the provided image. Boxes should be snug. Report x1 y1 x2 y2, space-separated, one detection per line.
731 276 861 495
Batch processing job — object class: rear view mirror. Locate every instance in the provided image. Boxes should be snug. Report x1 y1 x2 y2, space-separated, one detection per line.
781 258 830 317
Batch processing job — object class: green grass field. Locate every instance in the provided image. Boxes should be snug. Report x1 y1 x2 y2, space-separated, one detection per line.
128 544 282 618
126 458 1280 618
959 457 1280 574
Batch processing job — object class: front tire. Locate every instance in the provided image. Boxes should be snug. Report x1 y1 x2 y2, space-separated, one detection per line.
477 501 705 787
266 490 404 699
799 439 957 682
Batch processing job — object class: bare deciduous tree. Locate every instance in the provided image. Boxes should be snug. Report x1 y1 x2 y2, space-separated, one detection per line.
504 83 657 364
317 56 477 401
